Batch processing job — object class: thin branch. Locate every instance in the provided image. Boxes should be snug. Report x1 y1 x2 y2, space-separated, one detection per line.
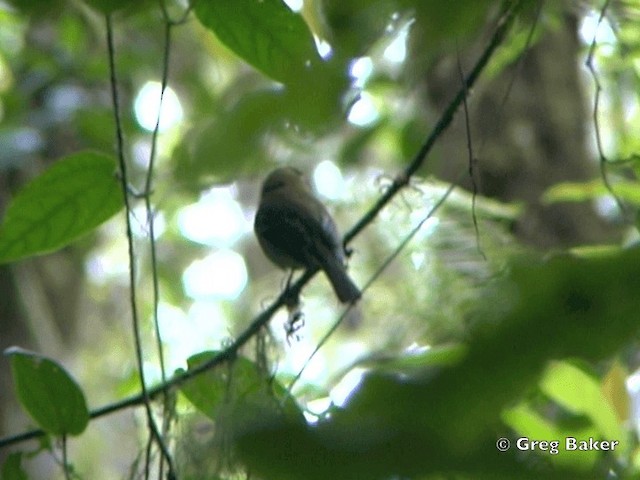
0 0 519 451
147 7 178 477
144 432 153 480
584 0 627 216
456 49 486 260
147 1 172 459
105 14 175 478
61 434 71 480
493 0 543 135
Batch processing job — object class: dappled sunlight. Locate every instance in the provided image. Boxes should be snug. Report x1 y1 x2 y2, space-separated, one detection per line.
304 397 333 424
155 301 232 373
315 37 333 60
383 22 410 64
330 367 366 407
313 160 346 200
347 91 379 126
579 10 616 52
349 56 374 88
134 81 184 132
178 186 249 247
182 250 248 300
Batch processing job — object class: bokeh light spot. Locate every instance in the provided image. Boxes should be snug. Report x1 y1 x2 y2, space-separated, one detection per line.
134 81 183 132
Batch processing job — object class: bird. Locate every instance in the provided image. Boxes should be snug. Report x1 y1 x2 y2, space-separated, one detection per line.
254 167 361 303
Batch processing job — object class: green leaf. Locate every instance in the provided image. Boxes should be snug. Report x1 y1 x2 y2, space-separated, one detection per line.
542 179 640 205
1 453 28 480
0 151 123 264
176 351 227 420
503 404 565 446
601 362 630 424
540 361 625 452
177 351 303 434
194 0 321 84
6 347 89 436
503 403 599 470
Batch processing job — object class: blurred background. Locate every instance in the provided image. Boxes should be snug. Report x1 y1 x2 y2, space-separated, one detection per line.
0 0 639 477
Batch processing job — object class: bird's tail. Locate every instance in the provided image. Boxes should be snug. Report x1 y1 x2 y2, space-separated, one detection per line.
321 254 361 303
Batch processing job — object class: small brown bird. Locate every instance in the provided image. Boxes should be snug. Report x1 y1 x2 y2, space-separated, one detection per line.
254 167 361 303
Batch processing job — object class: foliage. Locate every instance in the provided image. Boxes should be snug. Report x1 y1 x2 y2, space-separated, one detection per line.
0 151 122 263
6 348 89 436
0 0 639 479
191 248 640 480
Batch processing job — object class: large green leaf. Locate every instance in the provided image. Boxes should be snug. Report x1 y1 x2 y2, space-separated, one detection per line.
0 151 123 264
502 403 599 470
177 351 303 435
194 0 321 85
540 361 625 452
6 348 89 436
177 351 231 421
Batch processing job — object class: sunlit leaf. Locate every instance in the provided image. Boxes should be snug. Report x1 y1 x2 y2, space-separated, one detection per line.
0 151 122 264
503 403 599 470
194 0 321 84
601 362 630 424
503 404 565 445
543 179 640 205
6 347 89 436
540 361 625 452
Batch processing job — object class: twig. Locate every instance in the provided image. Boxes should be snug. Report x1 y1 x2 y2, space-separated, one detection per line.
146 9 173 480
584 0 627 216
61 434 71 480
456 48 486 260
146 12 171 392
105 14 175 478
